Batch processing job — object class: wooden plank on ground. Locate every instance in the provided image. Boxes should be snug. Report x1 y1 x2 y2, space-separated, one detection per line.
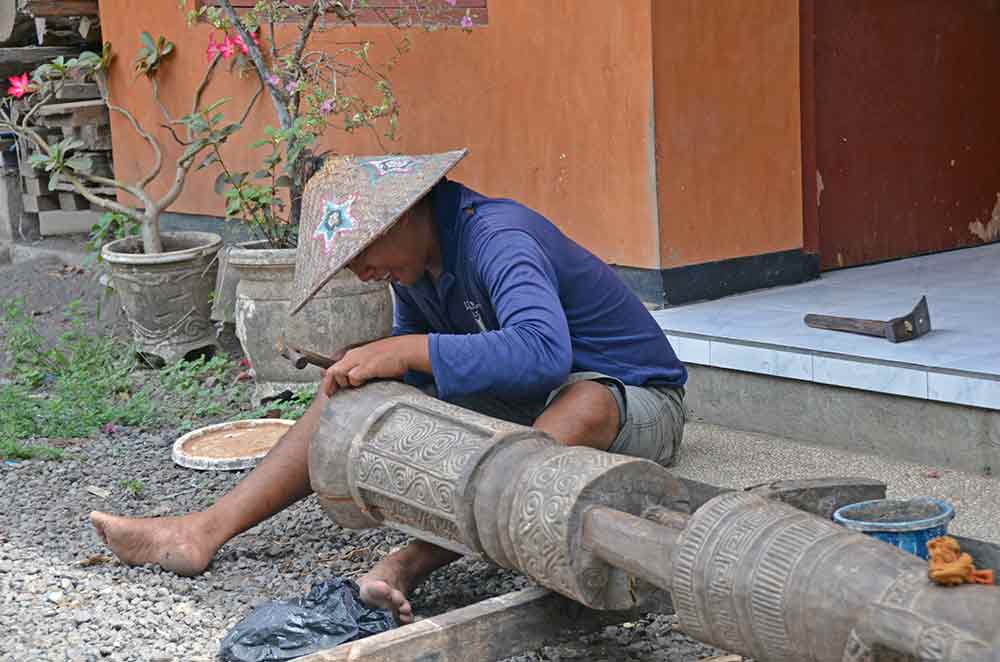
299 587 672 662
23 1 99 18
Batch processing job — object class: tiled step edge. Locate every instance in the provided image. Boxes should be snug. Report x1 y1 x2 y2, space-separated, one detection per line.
663 330 1000 411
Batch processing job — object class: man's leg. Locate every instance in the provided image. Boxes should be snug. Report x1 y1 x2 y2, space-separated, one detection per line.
90 389 329 577
357 381 620 622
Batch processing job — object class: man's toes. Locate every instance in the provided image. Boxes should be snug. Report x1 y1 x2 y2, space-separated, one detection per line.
395 594 413 624
90 512 110 542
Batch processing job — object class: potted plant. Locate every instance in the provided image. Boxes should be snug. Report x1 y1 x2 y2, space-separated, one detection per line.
0 37 248 365
187 0 476 401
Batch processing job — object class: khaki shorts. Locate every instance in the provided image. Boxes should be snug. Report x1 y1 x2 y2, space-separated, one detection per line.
429 371 686 467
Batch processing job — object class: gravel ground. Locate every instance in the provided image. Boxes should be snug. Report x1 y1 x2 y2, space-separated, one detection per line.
1 430 726 662
2 249 732 662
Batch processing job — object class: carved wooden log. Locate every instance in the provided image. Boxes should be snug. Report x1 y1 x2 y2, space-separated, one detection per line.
310 381 690 610
670 492 998 661
311 383 1000 661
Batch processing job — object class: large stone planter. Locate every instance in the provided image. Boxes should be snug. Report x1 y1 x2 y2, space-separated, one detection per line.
228 243 393 404
102 231 222 365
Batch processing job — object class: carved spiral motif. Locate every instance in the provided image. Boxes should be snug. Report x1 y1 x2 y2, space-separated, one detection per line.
508 450 627 605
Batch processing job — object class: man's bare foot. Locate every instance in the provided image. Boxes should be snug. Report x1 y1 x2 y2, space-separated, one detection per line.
89 511 216 577
358 555 414 624
357 541 460 625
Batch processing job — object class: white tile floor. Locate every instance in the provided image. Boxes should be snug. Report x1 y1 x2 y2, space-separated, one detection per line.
654 243 1000 410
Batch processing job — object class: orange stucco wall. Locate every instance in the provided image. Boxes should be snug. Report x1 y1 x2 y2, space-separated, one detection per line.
652 0 804 268
98 1 662 268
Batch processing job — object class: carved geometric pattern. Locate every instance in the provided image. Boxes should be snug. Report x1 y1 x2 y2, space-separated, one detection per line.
353 402 495 547
916 623 959 661
878 572 927 610
672 492 843 662
841 630 874 662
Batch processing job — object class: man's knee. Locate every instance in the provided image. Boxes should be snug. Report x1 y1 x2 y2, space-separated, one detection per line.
545 381 621 446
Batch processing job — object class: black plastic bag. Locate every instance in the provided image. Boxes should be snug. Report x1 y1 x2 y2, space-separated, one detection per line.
219 577 397 662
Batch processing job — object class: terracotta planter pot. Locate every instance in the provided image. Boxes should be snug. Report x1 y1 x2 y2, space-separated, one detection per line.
102 231 222 365
227 242 393 404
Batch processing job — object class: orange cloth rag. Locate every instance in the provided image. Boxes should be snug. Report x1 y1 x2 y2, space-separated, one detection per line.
927 536 994 586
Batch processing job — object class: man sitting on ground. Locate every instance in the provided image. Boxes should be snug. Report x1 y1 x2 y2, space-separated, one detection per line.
90 149 687 624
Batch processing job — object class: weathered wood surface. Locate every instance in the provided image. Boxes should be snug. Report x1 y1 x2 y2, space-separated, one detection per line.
0 45 77 79
23 0 98 17
299 586 672 662
804 313 887 338
581 505 685 592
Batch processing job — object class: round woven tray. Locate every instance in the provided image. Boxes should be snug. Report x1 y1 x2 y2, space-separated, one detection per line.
171 419 295 471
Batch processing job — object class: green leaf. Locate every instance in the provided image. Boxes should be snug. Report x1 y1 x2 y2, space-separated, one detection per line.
274 175 292 188
139 32 156 52
48 172 63 192
203 98 229 114
65 156 94 173
214 172 229 195
59 137 85 152
250 138 270 149
253 170 269 180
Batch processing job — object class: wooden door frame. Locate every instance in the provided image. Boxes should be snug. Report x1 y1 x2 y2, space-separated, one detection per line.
800 0 820 257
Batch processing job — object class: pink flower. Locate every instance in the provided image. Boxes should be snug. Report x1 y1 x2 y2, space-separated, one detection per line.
460 14 473 29
7 72 31 98
101 423 117 435
206 34 223 60
319 98 335 114
232 31 259 55
219 36 237 59
445 0 457 5
285 79 297 94
267 73 280 87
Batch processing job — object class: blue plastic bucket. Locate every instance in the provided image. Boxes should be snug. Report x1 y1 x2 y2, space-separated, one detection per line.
833 497 955 559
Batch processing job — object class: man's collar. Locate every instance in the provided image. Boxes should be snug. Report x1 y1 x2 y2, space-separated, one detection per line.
430 178 465 276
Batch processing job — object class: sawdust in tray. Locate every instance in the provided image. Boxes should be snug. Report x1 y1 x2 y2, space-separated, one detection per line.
180 422 289 459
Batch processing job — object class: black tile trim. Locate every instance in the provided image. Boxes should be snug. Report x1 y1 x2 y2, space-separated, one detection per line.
613 249 820 307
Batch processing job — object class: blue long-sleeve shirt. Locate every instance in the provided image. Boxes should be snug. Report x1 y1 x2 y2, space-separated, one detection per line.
392 180 687 401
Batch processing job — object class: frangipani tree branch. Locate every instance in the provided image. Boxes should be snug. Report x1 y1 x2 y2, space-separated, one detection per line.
217 0 291 129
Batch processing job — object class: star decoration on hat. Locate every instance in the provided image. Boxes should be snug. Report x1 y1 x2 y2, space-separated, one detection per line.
313 193 358 255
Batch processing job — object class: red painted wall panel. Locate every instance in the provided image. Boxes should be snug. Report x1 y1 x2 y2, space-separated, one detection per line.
814 0 1000 269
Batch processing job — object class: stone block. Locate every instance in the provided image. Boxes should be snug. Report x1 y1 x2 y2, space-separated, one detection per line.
0 165 21 241
38 209 100 236
57 192 89 210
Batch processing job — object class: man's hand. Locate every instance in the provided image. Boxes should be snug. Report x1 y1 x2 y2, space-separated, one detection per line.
322 335 430 395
